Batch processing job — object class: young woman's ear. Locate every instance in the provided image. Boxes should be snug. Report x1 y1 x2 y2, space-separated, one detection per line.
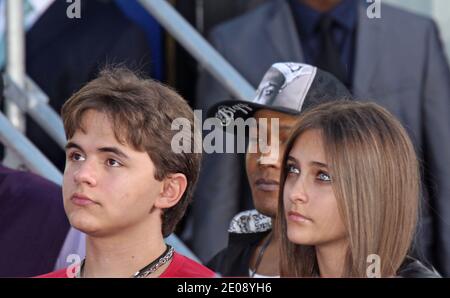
154 173 188 209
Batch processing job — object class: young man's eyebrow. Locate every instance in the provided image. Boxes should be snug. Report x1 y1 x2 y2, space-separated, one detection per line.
65 141 83 151
98 147 129 159
280 125 294 131
255 123 292 130
287 155 298 163
65 143 129 160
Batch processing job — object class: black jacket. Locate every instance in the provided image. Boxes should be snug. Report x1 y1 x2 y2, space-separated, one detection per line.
208 230 270 277
207 210 272 277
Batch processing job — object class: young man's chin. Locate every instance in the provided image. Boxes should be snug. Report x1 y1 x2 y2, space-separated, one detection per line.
67 213 102 236
253 194 278 218
255 204 277 219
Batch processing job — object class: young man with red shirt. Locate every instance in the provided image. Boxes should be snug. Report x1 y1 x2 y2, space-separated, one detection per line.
39 68 214 278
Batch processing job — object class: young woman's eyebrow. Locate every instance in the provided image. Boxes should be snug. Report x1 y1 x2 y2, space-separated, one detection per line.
310 161 328 169
287 156 328 168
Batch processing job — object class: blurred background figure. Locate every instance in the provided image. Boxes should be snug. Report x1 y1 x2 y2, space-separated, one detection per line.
0 56 69 277
0 163 70 277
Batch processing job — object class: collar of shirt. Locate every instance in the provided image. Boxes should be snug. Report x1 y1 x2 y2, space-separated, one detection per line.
289 0 358 37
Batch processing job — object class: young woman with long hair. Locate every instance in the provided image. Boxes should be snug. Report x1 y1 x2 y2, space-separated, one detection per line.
277 101 439 278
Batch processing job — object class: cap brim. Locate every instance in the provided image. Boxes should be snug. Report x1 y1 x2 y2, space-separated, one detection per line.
207 99 300 126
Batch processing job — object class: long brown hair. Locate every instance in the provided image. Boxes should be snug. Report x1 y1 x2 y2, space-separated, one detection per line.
277 101 420 277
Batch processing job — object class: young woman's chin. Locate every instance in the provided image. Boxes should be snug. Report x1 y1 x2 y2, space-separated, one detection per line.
286 226 316 246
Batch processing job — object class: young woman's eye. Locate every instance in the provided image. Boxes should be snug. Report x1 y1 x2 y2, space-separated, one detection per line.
317 171 332 182
286 163 300 175
69 152 85 162
106 159 122 167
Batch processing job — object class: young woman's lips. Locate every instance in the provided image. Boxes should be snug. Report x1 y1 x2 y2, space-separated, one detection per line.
255 178 279 192
288 211 312 223
71 193 96 206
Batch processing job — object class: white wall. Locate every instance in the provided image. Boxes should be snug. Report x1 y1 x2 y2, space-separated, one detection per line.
384 0 450 61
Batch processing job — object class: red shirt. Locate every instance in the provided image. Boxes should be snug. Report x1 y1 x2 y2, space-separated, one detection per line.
37 252 216 278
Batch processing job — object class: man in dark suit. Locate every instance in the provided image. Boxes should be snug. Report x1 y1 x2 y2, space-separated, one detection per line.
193 0 450 276
24 0 151 170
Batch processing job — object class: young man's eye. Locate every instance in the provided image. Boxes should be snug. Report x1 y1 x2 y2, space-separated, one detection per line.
69 152 85 162
286 163 300 175
317 171 332 182
106 159 122 167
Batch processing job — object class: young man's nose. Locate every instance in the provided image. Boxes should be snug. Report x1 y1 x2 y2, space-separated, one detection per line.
258 142 282 167
73 160 98 187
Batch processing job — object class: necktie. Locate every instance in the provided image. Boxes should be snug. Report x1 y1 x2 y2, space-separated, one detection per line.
315 14 347 85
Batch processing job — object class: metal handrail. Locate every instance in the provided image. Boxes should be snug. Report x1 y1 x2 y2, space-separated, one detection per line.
0 111 62 185
3 74 67 149
138 0 256 102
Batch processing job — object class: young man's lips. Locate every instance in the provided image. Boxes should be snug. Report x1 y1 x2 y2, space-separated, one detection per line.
288 211 312 223
255 178 279 192
71 194 96 206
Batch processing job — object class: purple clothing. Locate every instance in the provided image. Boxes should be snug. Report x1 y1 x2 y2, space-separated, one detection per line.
0 165 70 277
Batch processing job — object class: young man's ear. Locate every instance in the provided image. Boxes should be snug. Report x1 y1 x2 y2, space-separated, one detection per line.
155 173 188 209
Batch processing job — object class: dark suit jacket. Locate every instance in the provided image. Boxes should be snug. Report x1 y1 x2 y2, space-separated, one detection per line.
25 0 151 170
0 165 69 277
194 0 450 276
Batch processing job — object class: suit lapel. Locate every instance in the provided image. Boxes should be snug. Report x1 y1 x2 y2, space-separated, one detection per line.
352 1 382 97
265 0 304 62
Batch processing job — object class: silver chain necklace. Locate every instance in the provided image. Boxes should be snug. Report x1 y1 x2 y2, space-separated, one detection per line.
77 245 174 278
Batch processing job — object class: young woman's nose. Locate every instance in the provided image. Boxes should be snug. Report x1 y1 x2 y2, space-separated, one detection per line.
288 177 309 204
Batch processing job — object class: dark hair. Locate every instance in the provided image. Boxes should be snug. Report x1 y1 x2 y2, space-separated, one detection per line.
61 67 201 237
